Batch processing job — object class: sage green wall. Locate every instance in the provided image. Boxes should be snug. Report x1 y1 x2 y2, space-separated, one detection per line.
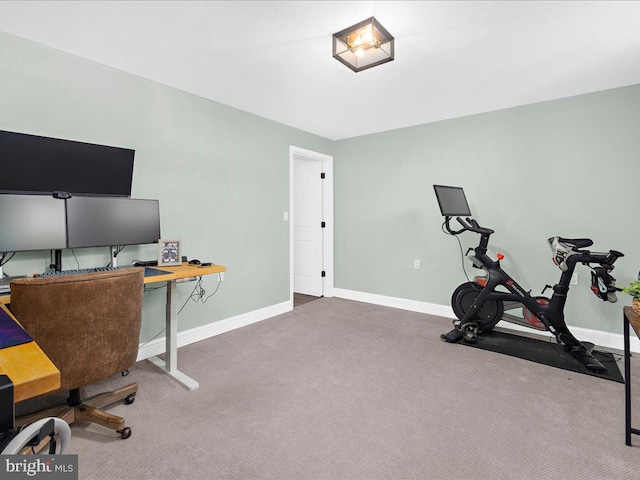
333 84 640 334
2 31 638 340
0 32 333 341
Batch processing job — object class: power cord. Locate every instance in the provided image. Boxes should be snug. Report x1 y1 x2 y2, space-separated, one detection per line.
140 276 222 347
45 249 80 272
0 252 15 269
201 278 222 304
442 220 474 285
138 327 167 349
178 276 222 314
70 249 80 270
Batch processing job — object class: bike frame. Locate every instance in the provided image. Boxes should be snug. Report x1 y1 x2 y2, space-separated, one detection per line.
447 216 620 350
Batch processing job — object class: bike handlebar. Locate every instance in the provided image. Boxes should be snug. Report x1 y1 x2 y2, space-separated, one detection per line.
444 216 624 271
450 216 494 235
603 250 624 268
549 237 625 273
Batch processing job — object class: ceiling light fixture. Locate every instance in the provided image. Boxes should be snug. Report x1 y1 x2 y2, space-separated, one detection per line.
332 17 394 73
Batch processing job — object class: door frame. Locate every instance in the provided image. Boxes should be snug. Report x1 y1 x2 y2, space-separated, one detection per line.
289 146 334 305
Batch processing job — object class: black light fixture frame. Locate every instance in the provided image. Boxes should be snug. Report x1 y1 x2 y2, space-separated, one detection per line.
332 17 395 73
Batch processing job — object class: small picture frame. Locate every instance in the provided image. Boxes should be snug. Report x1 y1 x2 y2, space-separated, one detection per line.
158 240 182 266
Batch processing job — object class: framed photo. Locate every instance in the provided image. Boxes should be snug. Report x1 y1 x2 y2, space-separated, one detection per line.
158 240 182 266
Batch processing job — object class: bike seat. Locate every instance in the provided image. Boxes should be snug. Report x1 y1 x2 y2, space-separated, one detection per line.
558 237 593 249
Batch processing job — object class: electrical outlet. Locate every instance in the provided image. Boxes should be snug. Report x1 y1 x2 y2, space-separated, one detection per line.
414 259 421 270
283 211 289 222
571 273 578 285
218 272 225 282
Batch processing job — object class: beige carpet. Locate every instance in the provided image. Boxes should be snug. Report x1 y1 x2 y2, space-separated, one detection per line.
18 297 640 479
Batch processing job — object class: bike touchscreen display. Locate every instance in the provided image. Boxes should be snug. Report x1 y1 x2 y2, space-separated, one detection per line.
433 185 472 216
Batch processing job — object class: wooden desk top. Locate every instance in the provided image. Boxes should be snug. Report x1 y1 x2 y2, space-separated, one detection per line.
143 263 226 284
0 263 226 304
0 304 60 402
625 306 640 339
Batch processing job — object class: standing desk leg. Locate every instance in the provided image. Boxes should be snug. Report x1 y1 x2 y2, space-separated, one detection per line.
625 311 632 446
147 280 199 391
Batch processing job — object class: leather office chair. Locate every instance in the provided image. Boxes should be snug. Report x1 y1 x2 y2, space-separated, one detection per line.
10 268 145 439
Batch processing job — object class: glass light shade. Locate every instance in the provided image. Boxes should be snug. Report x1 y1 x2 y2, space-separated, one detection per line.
333 17 394 73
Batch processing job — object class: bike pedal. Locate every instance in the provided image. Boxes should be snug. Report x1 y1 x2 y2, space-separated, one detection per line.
441 329 463 343
571 346 607 373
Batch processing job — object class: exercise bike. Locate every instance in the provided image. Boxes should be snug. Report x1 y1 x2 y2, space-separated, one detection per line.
433 185 624 373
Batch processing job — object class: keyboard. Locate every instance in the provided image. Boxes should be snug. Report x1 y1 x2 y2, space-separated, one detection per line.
35 267 120 278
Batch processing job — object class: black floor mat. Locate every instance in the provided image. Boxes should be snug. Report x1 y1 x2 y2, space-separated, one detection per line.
452 329 623 383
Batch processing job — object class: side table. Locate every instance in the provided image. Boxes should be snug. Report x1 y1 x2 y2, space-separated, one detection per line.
624 306 640 446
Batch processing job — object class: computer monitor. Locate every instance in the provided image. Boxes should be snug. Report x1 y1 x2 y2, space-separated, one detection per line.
0 194 67 253
433 185 472 217
66 197 161 248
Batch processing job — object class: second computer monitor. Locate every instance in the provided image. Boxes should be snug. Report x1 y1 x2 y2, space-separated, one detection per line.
0 194 67 253
66 197 160 248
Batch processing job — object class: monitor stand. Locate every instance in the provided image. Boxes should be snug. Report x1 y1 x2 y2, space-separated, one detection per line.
53 250 62 272
110 246 119 268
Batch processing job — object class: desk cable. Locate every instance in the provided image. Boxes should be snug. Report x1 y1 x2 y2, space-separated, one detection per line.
46 249 80 271
178 275 222 314
138 283 171 349
139 276 222 349
138 325 168 349
0 252 15 269
70 249 80 269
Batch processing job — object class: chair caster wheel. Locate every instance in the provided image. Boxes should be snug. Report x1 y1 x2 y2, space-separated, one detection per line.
124 393 136 405
117 427 132 439
121 370 129 377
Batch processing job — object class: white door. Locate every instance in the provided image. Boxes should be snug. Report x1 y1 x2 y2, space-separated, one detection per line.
294 158 323 296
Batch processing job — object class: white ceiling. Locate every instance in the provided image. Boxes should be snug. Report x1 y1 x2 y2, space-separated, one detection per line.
1 1 639 140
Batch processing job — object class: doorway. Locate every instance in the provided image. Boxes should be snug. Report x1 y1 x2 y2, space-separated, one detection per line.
289 146 334 306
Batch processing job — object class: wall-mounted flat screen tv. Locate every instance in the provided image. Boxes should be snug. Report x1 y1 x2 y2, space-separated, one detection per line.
0 130 134 197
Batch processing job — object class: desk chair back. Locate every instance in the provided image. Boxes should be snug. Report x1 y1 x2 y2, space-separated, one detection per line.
10 268 144 391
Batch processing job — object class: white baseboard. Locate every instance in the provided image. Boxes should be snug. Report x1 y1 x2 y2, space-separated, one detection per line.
333 288 640 353
333 288 455 318
137 300 293 361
